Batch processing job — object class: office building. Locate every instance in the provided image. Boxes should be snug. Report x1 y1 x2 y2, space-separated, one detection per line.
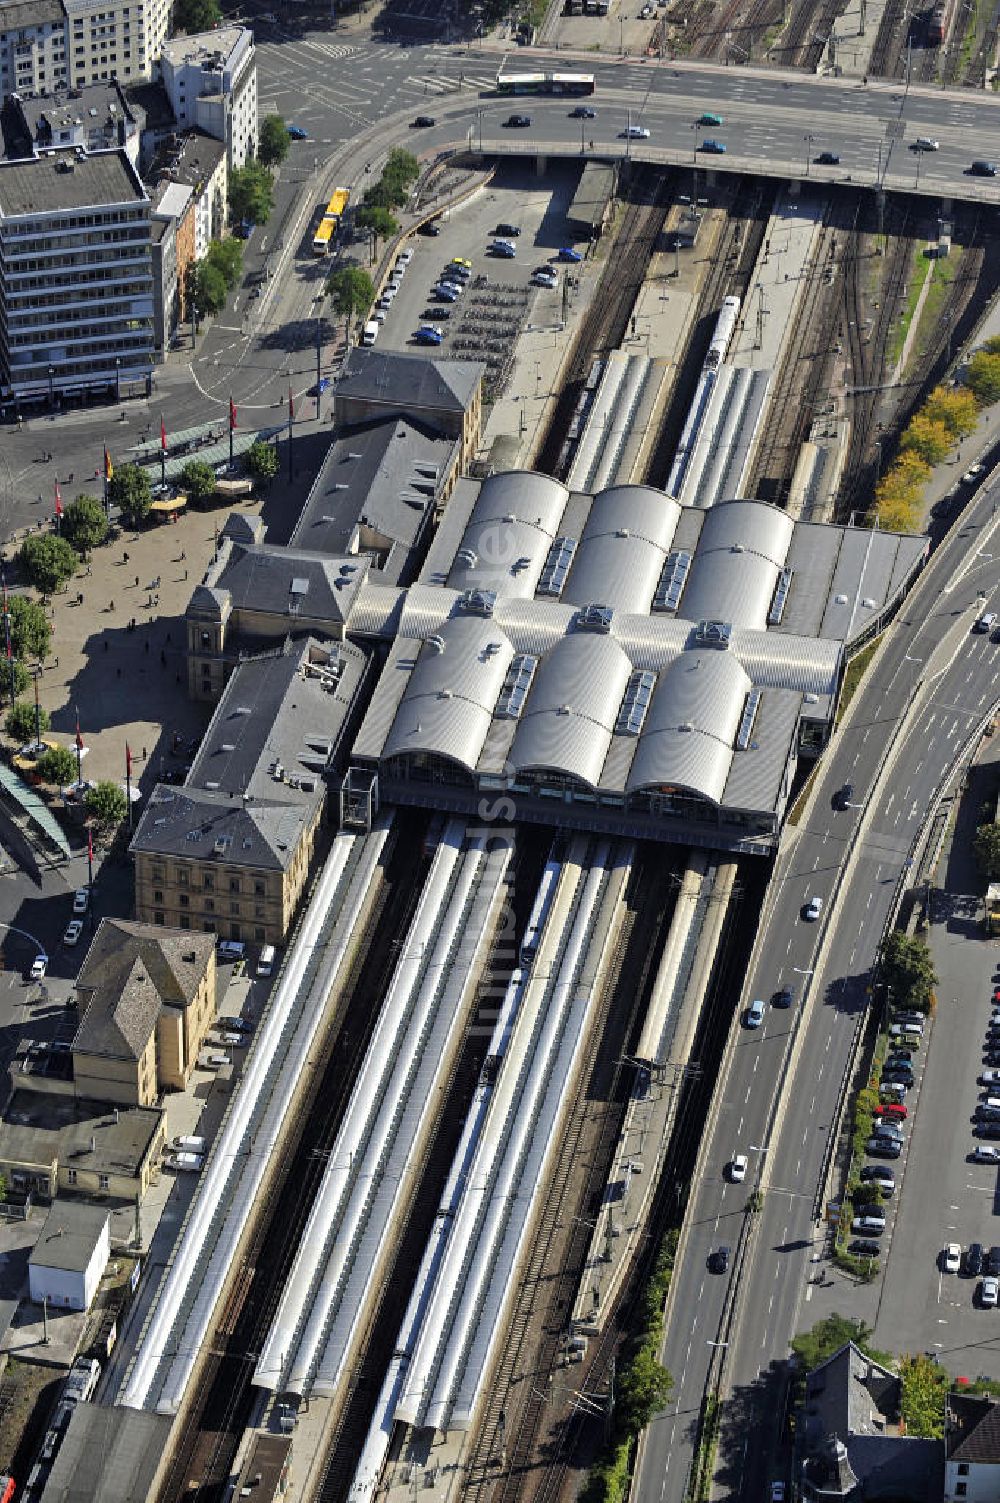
159 25 257 171
0 80 138 168
0 146 153 410
0 0 172 97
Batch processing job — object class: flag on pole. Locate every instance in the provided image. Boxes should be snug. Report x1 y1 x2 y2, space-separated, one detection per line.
87 827 93 863
288 384 295 422
2 578 10 660
75 710 83 752
160 417 167 451
54 481 62 517
104 446 114 481
126 742 133 775
229 397 238 431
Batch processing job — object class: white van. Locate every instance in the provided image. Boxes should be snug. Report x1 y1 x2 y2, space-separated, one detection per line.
167 1151 204 1172
362 320 379 346
172 1135 206 1153
257 944 276 978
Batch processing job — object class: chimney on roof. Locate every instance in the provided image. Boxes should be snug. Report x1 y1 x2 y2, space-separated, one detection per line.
90 1135 96 1153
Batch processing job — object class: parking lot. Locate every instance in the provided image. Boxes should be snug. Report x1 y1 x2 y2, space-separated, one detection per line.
808 748 1000 1375
368 161 588 400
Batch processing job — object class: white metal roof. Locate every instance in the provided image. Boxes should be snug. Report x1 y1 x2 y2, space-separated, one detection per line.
562 484 681 613
626 650 751 803
509 634 633 788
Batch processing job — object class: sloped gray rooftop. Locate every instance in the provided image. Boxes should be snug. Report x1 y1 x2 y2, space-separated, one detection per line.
36 1404 173 1503
336 346 484 418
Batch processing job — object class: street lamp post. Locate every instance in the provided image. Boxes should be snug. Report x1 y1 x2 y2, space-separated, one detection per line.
115 356 122 404
804 134 814 175
47 365 55 407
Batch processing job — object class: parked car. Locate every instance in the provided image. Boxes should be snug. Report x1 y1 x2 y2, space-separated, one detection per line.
866 1138 901 1158
874 1103 907 1120
860 1164 895 1186
63 919 83 947
852 1238 881 1257
982 1276 1000 1308
422 307 452 320
557 246 583 262
72 888 89 914
972 1144 1000 1163
172 1135 206 1153
217 940 245 962
942 1243 962 1273
851 1216 885 1235
965 1243 985 1277
987 1247 1000 1276
977 1122 1000 1139
166 1151 204 1172
418 220 442 236
490 241 517 258
217 1015 251 1032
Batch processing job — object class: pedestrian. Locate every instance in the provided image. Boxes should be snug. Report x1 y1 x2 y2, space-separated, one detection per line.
184 569 188 581
68 473 73 483
54 657 58 668
142 747 147 759
180 550 186 561
77 592 83 605
122 551 128 565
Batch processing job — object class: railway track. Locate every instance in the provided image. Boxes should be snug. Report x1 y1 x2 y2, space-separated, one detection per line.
153 819 429 1503
536 168 668 477
781 0 846 68
839 201 913 515
460 853 670 1503
747 217 841 505
643 178 772 488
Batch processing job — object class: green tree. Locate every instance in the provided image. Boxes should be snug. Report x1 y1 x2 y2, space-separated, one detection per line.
19 534 78 595
6 700 49 743
900 1354 948 1438
790 1315 876 1373
205 236 243 289
246 439 279 484
258 114 290 168
173 0 221 30
181 459 218 506
356 205 400 248
187 260 228 322
363 177 408 211
0 660 31 699
35 745 77 786
974 823 1000 881
325 265 375 340
86 780 128 831
965 350 1000 407
384 148 421 186
7 595 51 660
228 161 274 227
614 1345 673 1434
108 464 153 529
61 494 108 557
880 930 936 1012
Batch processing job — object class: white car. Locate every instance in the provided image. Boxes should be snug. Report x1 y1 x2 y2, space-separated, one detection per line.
804 896 822 921
913 136 940 151
745 999 765 1028
63 919 84 947
972 1145 1000 1163
983 1275 999 1308
72 889 89 914
982 1071 1000 1088
942 1243 962 1273
623 124 651 139
29 954 47 981
728 1154 748 1182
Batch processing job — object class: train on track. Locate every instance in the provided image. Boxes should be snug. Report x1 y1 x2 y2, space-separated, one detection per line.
927 0 954 45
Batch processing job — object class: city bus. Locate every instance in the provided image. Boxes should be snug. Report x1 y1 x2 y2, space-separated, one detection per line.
311 186 351 255
495 69 595 96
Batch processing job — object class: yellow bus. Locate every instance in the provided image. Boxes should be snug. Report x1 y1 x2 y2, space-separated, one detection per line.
311 187 351 255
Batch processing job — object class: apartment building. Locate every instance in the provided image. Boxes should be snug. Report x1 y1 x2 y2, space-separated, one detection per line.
150 177 193 347
0 0 172 97
0 80 139 170
151 127 226 259
0 146 153 410
159 25 257 171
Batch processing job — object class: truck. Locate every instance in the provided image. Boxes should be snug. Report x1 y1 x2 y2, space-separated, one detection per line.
362 320 380 346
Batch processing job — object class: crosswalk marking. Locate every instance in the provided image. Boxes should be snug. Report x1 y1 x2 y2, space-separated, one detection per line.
404 71 496 94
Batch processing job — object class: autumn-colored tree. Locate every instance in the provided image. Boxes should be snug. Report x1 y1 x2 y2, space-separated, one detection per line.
965 350 1000 407
922 384 978 439
900 414 952 466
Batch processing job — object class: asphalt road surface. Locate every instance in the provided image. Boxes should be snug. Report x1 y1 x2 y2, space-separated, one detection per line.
639 484 1000 1503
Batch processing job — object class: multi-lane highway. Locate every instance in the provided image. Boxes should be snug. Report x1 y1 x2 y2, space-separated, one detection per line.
409 54 1000 201
638 488 1000 1503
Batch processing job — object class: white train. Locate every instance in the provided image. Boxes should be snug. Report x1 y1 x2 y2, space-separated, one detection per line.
520 857 561 965
705 295 741 371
